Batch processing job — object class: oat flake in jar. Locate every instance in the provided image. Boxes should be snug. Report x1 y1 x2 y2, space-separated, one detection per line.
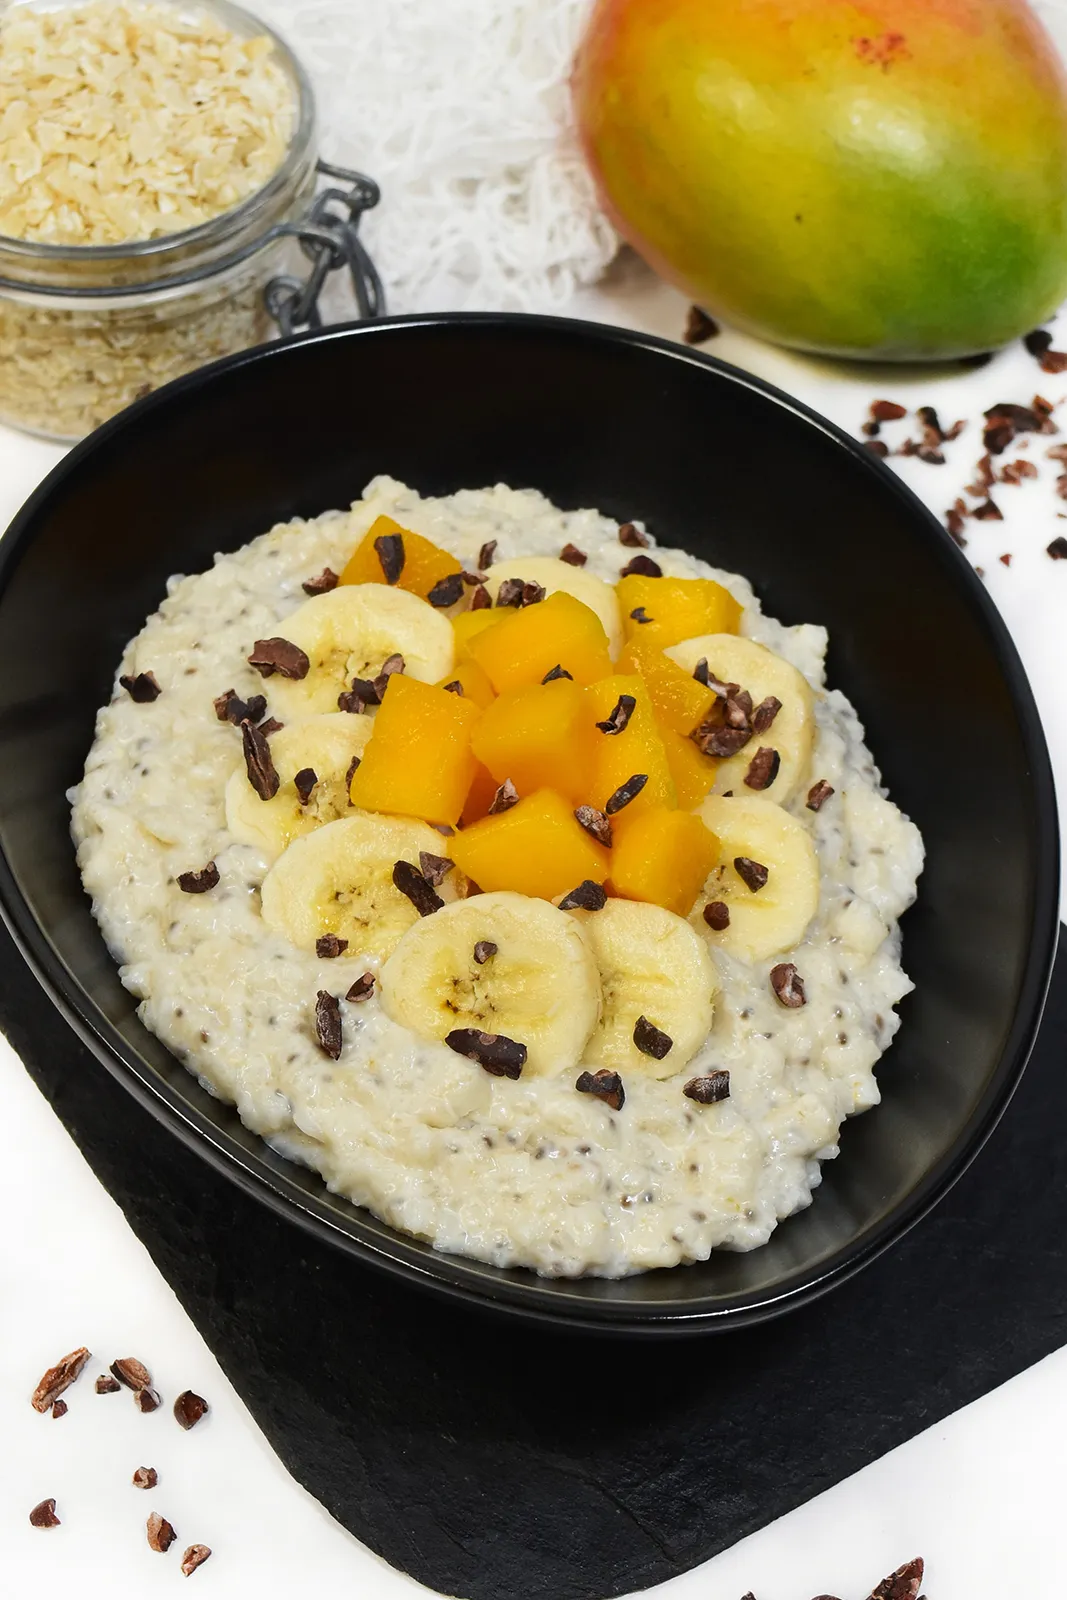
0 0 383 441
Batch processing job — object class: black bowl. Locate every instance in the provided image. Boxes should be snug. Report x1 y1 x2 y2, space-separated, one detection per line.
0 314 1057 1334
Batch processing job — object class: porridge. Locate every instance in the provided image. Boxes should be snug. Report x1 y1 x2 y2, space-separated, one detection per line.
71 477 924 1277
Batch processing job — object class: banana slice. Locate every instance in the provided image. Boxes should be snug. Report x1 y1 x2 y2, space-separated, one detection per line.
574 898 718 1079
225 713 372 860
694 794 819 962
379 890 601 1078
482 556 623 658
264 585 454 719
261 812 461 962
665 633 815 803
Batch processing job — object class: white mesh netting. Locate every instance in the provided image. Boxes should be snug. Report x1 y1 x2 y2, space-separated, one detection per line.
252 0 619 315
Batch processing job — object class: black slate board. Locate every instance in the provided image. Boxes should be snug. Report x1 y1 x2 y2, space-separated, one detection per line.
5 924 1065 1600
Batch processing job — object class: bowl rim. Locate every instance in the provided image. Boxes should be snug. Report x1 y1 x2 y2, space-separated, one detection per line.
0 311 1059 1335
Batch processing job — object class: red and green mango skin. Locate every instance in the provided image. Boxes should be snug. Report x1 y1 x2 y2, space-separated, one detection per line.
573 0 1067 359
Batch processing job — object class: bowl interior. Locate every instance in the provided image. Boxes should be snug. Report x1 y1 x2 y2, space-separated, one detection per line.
0 315 1056 1331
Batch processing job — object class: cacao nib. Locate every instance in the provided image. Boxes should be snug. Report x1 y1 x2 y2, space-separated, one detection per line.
393 860 444 915
146 1512 177 1553
542 664 573 683
29 1498 60 1528
1048 536 1067 559
294 767 317 805
346 973 375 1002
445 1028 527 1078
770 962 806 1007
574 805 612 847
972 498 1003 521
51 1400 67 1419
702 901 730 931
418 851 454 886
605 773 648 814
751 696 781 733
575 1068 625 1111
619 554 662 578
734 856 768 893
96 1375 120 1394
316 934 348 959
427 572 465 608
132 1467 158 1489
558 879 607 911
241 718 280 800
473 941 498 964
32 1347 90 1412
683 305 719 344
302 567 338 595
110 1357 151 1391
618 522 650 547
683 1071 730 1104
633 1015 672 1060
135 1386 161 1413
173 1390 209 1431
744 746 780 790
181 1544 212 1577
213 688 267 725
596 693 635 735
374 532 405 584
177 863 219 894
870 399 906 421
806 779 835 811
120 671 162 702
247 637 310 680
488 778 519 814
470 584 492 610
477 539 497 570
559 543 588 565
495 577 525 607
315 991 342 1059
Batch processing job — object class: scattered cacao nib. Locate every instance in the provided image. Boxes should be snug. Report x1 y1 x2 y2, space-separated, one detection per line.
559 542 588 566
620 553 662 578
315 991 342 1059
558 879 607 911
393 860 444 915
861 419 880 437
982 418 1015 456
374 532 405 584
945 507 967 545
870 399 906 422
337 677 377 713
213 688 268 725
488 778 519 814
770 962 806 1007
316 934 348 959
32 1346 90 1412
865 439 889 458
1024 328 1053 357
983 400 1055 456
495 577 526 607
173 1391 209 1431
373 653 406 699
294 767 317 806
120 671 162 703
257 716 284 738
51 1400 67 1419
522 581 546 606
473 940 498 964
445 1028 527 1078
419 850 454 886
691 719 752 759
30 1498 60 1528
442 680 464 695
633 1015 672 1060
96 1375 120 1394
629 606 653 624
132 1467 158 1489
605 772 648 814
999 552 1012 567
914 444 945 465
1047 443 1067 462
1033 393 1057 424
867 1557 924 1600
470 584 492 610
477 539 497 571
596 693 636 735
576 1068 625 1111
751 696 782 734
574 805 612 847
135 1387 161 1414
916 404 941 436
346 973 375 1002
975 565 986 578
703 900 730 931
1041 348 1067 375
181 1544 212 1577
110 1357 151 1391
972 498 1004 521
806 779 835 811
618 522 650 548
177 862 219 895
999 457 1038 484
1048 536 1067 559
461 570 484 586
966 452 995 494
241 718 280 800
427 572 465 608
725 688 753 727
734 856 769 893
744 746 780 791
146 1512 177 1553
247 637 310 680
683 1071 730 1104
542 664 573 683
344 754 361 792
302 567 339 595
683 305 719 344
942 418 967 441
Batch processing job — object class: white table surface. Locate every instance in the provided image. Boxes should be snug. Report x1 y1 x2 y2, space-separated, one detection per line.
2 266 1065 1599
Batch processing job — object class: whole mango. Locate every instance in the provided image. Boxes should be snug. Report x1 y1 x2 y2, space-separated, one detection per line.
573 0 1067 359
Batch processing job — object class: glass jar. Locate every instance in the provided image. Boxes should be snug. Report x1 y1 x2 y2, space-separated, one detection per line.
0 0 382 442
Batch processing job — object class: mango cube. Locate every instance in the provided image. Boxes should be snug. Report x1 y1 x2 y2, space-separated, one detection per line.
618 635 717 735
340 515 462 603
660 727 718 808
583 675 676 820
438 659 496 709
610 808 719 916
617 573 742 650
348 674 479 825
472 677 591 803
452 608 503 662
467 591 613 693
451 788 610 900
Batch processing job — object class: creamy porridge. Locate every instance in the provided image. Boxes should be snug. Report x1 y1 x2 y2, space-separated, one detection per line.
71 477 924 1278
